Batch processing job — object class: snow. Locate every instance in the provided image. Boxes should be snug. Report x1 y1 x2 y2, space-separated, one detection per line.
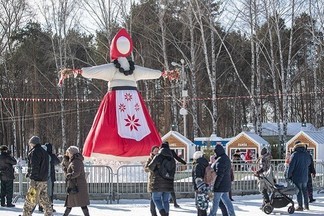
3 193 324 215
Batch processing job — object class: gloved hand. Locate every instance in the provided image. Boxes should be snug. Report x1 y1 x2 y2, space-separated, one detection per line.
66 173 72 180
254 172 260 177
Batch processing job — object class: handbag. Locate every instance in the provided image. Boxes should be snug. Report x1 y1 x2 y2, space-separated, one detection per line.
67 178 79 194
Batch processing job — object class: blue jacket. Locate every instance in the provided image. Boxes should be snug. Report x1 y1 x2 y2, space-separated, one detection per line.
212 145 232 192
287 146 311 184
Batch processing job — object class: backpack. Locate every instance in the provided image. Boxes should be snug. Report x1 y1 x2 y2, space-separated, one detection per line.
204 164 216 186
158 157 176 180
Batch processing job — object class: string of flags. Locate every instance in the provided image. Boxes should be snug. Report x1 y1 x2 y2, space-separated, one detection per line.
0 89 322 103
0 97 101 102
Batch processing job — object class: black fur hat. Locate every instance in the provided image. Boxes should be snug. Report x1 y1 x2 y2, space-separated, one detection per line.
0 145 8 152
161 142 169 149
261 147 267 155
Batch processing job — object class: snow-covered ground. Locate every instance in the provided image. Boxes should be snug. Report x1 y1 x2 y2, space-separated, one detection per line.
2 193 323 215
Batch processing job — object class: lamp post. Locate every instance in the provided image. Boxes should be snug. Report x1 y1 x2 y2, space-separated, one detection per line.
171 59 188 137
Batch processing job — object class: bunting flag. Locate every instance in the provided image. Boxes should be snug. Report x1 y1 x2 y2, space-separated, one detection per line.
1 89 323 103
0 97 101 102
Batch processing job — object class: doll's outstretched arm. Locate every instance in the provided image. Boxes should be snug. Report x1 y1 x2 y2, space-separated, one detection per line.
58 68 82 86
58 63 115 86
133 65 161 80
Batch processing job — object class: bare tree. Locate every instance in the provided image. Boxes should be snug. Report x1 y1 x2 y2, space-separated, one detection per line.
190 0 218 136
35 0 82 150
308 0 323 127
158 0 178 134
263 0 282 147
0 0 30 157
81 0 129 53
187 1 199 138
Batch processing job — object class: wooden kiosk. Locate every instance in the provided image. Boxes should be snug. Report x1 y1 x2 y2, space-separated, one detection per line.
226 131 269 161
161 130 196 162
286 131 324 161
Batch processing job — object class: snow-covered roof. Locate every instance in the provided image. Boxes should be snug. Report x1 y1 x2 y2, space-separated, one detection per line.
226 132 269 156
162 130 196 161
250 122 317 136
286 131 324 161
226 131 269 147
301 131 324 144
161 130 194 146
241 131 269 145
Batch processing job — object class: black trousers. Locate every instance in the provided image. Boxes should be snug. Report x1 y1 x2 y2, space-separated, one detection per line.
261 188 270 204
197 208 207 216
219 199 228 216
0 180 14 205
307 174 314 199
170 191 177 204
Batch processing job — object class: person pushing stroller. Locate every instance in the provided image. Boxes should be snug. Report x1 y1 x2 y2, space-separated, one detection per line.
254 147 274 209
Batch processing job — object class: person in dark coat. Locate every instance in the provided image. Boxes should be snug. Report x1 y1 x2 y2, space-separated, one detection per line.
287 141 311 211
62 146 90 216
254 147 274 208
192 151 209 216
148 142 175 216
23 136 52 216
144 145 160 216
0 145 17 207
232 149 243 171
209 155 230 216
38 143 61 212
307 148 316 203
169 147 187 208
208 145 236 216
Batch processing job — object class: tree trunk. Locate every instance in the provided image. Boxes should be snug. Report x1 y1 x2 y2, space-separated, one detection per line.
188 1 199 138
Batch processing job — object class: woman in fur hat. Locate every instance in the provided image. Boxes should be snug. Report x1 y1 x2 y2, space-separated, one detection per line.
62 146 90 216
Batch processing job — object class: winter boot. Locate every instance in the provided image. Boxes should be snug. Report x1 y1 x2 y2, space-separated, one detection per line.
6 203 15 207
309 198 316 203
159 209 167 216
38 205 44 212
82 206 90 216
309 196 316 203
0 198 5 207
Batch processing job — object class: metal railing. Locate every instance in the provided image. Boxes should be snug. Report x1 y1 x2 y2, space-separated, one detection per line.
11 160 324 203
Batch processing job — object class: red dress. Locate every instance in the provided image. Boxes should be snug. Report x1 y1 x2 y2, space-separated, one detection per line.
82 89 162 159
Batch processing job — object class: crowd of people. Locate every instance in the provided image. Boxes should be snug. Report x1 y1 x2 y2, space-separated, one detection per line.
0 135 91 216
0 137 318 216
143 139 317 216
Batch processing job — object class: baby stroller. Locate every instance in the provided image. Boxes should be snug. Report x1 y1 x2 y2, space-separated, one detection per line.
258 175 299 214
